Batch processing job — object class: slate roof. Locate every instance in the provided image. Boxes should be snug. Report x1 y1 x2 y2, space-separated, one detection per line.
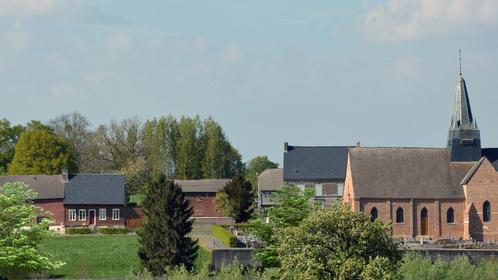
0 175 65 199
258 168 284 191
349 147 475 199
283 145 348 182
63 174 126 205
482 148 498 171
175 179 230 193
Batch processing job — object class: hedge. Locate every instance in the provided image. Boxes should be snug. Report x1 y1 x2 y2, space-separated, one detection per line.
212 225 237 247
98 227 130 234
66 227 92 234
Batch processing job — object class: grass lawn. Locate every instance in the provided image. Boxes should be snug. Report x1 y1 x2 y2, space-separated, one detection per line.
129 194 145 206
40 234 211 279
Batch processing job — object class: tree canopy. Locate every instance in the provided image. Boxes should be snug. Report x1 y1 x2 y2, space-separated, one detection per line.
0 182 64 279
8 130 75 175
216 174 253 223
245 156 279 188
138 174 198 274
278 205 401 280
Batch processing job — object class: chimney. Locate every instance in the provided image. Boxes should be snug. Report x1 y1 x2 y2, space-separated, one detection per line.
356 141 361 147
284 142 289 152
62 168 69 183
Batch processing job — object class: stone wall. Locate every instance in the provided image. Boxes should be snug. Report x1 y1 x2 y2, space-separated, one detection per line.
211 248 254 270
409 248 498 264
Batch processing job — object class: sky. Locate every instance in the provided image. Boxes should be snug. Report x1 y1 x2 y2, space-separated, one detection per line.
1 0 498 165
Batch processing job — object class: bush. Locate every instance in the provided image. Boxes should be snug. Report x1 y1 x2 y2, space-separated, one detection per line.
212 225 237 247
66 227 92 234
99 227 130 234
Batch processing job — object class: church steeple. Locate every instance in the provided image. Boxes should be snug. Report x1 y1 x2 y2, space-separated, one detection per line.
447 62 481 162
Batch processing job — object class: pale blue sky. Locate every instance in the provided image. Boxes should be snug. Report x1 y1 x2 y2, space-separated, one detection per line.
1 0 498 164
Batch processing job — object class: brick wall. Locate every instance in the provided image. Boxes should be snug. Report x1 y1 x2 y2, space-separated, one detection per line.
464 159 498 241
35 199 65 226
64 205 126 228
185 193 223 217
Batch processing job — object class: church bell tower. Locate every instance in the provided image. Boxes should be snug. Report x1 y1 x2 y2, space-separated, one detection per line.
447 56 481 162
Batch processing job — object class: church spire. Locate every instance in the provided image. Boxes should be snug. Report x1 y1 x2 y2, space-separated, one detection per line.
447 51 481 162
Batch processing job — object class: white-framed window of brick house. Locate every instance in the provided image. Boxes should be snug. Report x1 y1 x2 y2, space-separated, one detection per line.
112 208 120 220
78 209 87 221
68 209 77 221
99 208 107 220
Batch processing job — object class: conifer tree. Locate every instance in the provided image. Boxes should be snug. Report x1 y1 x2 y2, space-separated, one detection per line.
216 174 253 222
137 174 198 275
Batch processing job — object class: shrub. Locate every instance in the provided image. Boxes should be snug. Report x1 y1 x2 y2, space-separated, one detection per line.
212 225 237 247
99 227 130 234
66 227 91 234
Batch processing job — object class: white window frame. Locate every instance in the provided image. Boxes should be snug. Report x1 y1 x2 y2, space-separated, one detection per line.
68 209 77 221
112 208 120 220
79 209 87 221
99 208 107 220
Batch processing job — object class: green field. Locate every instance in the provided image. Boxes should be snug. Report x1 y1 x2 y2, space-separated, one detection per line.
40 235 211 279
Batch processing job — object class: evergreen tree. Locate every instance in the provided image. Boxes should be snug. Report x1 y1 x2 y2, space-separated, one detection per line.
216 174 253 222
137 174 198 275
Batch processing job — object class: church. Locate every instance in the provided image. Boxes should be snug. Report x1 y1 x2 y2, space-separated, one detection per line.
274 69 498 242
342 72 498 242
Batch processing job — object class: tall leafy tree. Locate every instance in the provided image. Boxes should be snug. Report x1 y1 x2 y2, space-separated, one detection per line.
0 119 24 174
278 205 401 279
138 174 198 274
142 115 179 176
8 130 75 175
176 116 203 179
216 174 253 222
0 182 64 279
49 112 92 171
246 156 279 188
201 118 227 178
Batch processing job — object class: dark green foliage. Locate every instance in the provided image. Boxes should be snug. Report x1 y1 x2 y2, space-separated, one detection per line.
98 227 130 234
217 174 254 223
8 130 76 175
0 119 25 173
66 227 92 234
212 225 237 247
138 174 198 275
245 156 279 188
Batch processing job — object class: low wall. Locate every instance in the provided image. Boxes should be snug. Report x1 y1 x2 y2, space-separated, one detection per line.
408 248 498 264
211 248 254 270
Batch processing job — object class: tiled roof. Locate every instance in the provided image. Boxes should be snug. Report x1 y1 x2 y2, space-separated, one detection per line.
283 145 348 182
349 147 474 199
63 173 126 205
175 179 230 193
258 168 283 191
0 175 64 199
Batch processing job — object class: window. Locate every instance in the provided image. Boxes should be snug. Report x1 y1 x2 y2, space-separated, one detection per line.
112 208 120 220
396 207 404 224
315 184 323 196
483 201 491 222
68 209 76 221
78 209 87 221
370 207 378 221
99 209 107 220
447 207 455 224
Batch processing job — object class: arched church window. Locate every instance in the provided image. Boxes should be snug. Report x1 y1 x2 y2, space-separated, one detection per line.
483 201 491 222
396 207 404 223
370 207 378 221
447 207 455 224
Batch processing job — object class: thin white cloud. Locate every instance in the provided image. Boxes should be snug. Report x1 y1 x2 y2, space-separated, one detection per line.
107 32 132 49
364 0 498 41
392 56 423 80
192 36 208 51
6 20 28 50
0 0 56 15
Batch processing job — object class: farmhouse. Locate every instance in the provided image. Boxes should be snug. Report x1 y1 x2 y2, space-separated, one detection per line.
0 172 127 232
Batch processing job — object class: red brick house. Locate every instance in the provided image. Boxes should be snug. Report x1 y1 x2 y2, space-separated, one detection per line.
0 173 127 232
175 179 230 218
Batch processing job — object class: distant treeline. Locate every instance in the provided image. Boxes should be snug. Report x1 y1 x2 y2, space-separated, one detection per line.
0 112 244 193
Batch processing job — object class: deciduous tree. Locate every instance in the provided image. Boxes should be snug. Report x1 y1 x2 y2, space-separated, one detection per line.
245 156 279 188
8 130 75 175
137 174 198 275
176 116 203 179
0 119 24 174
0 182 64 280
278 205 401 279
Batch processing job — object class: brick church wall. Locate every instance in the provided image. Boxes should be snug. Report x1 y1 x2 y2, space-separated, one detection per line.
464 159 498 241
